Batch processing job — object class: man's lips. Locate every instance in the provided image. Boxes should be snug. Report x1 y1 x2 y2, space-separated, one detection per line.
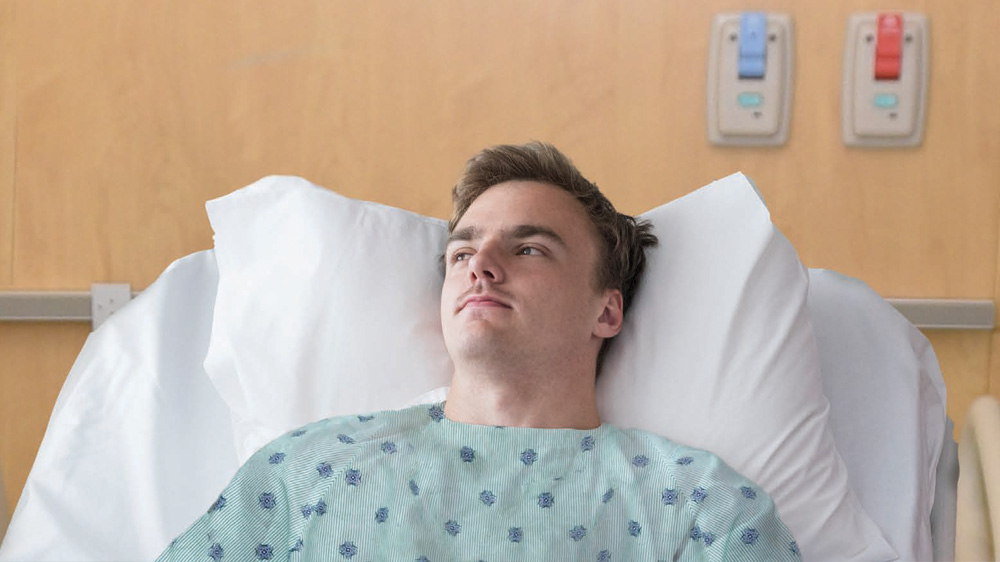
460 295 512 310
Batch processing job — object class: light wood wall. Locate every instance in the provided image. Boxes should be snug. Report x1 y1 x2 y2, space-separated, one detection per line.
1 0 998 517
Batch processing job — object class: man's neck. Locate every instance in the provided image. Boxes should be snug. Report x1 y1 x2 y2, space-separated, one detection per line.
442 366 601 430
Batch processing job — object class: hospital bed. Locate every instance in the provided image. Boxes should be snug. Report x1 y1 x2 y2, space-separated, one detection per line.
0 173 972 561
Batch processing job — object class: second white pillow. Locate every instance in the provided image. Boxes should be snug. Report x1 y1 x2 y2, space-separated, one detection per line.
597 176 895 562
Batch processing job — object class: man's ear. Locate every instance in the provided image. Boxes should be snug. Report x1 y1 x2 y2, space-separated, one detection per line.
593 289 624 339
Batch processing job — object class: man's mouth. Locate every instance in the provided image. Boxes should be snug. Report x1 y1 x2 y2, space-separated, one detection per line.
461 295 512 310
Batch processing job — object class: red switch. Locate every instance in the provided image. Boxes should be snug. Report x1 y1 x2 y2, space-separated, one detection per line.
875 13 902 80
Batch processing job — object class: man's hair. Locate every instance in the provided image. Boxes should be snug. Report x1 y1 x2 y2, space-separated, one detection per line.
448 141 659 371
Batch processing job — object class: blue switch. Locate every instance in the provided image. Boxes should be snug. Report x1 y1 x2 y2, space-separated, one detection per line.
739 12 767 79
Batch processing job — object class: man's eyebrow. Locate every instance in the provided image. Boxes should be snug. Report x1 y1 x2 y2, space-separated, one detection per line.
445 224 568 249
446 226 480 247
509 224 567 248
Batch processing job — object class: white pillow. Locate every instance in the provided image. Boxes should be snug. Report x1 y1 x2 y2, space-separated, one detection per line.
204 177 454 461
203 174 895 562
595 181 894 561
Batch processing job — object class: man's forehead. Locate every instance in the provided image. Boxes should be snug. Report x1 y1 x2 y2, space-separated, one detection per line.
451 181 597 248
458 181 585 224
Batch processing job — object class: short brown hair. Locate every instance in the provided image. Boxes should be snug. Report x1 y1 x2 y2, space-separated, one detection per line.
448 141 658 370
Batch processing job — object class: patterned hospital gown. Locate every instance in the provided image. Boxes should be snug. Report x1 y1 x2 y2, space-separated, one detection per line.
158 403 800 561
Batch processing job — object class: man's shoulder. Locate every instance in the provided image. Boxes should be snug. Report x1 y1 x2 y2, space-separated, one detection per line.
608 424 720 463
246 402 440 468
608 424 765 491
609 425 791 541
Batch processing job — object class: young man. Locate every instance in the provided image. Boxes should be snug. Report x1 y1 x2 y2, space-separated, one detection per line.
158 143 799 561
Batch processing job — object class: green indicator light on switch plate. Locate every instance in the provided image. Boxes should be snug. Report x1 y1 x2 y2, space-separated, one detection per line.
738 92 763 108
874 93 899 108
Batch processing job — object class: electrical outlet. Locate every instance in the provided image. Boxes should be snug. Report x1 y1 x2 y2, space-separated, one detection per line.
90 283 132 331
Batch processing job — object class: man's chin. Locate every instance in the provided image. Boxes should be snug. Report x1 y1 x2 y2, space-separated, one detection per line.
451 333 515 360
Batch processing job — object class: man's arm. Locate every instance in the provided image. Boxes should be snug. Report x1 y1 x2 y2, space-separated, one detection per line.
156 443 297 561
674 483 800 562
713 492 800 561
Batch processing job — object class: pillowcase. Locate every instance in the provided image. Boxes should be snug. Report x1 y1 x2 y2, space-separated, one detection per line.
203 173 895 562
204 176 454 461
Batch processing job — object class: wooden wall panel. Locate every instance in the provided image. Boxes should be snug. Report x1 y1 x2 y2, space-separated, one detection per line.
0 0 14 287
10 1 999 296
927 332 992 440
989 224 1000 417
1 0 998 516
601 0 1000 301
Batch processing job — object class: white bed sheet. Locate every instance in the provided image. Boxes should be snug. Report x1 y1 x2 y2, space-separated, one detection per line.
0 252 957 560
807 269 953 561
0 251 239 560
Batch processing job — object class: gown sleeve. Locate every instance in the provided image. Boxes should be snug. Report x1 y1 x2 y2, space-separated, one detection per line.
154 439 300 562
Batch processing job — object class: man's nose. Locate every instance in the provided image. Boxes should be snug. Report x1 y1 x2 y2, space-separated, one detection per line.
468 245 504 284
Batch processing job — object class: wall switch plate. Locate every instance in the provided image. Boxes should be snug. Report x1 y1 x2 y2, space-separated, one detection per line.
842 12 929 147
91 283 132 331
707 12 794 146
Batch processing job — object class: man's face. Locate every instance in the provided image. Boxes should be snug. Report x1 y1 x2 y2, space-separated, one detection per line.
440 180 616 368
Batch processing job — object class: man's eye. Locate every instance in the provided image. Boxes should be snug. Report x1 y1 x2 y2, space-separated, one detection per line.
518 247 542 256
451 251 471 263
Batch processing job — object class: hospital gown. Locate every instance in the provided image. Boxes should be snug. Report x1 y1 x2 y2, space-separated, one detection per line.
158 403 799 561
